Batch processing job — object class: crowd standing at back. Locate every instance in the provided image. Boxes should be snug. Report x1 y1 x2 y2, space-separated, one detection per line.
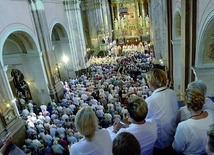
3 52 213 155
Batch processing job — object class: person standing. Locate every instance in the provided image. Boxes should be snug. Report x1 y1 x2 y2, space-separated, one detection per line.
145 68 178 154
173 88 214 155
69 106 112 155
108 96 157 155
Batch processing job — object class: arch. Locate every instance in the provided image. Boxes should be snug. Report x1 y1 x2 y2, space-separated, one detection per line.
49 19 68 40
0 24 40 64
1 25 51 106
196 8 214 68
3 32 36 55
50 21 72 80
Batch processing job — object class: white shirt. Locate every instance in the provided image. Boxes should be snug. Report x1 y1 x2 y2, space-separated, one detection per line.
108 121 157 155
61 114 69 121
173 110 214 155
145 87 178 149
69 129 112 155
40 105 47 112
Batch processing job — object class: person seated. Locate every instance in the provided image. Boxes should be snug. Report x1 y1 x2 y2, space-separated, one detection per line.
112 132 141 155
206 124 214 155
108 96 157 155
69 106 112 155
173 88 214 155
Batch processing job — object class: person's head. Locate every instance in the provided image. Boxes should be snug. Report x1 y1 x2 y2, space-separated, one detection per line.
75 106 98 141
112 132 141 155
127 96 148 122
185 87 205 112
206 124 214 155
187 79 207 96
146 68 167 90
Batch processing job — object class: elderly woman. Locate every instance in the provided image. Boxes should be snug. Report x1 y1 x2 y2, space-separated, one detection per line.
177 79 214 124
69 106 112 155
109 96 157 155
145 68 178 154
173 88 214 155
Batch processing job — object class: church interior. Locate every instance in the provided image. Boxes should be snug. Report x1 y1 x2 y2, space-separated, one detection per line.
0 0 214 154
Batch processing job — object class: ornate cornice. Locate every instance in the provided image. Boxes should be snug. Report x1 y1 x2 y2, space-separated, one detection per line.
81 1 102 10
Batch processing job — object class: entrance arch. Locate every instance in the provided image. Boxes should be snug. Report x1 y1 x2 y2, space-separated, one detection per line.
195 9 214 96
2 30 51 106
51 23 76 81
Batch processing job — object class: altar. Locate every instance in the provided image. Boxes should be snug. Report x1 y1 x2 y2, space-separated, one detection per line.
110 0 151 44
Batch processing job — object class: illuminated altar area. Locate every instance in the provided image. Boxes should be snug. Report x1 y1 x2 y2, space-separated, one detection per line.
111 0 150 45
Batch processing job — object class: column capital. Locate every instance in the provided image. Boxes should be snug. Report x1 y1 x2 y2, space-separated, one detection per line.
29 0 44 11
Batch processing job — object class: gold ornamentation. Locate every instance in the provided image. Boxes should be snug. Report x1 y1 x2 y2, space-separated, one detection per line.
208 33 214 60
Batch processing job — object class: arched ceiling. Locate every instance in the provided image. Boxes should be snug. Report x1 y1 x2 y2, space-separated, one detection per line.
51 24 67 41
3 31 36 55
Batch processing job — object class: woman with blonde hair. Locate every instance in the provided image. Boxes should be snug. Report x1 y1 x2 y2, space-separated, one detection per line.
145 68 178 154
69 106 112 155
173 88 214 155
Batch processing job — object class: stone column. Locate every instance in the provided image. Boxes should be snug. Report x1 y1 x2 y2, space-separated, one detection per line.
64 0 81 71
150 0 167 59
73 0 89 69
29 0 57 102
107 1 113 40
82 0 106 52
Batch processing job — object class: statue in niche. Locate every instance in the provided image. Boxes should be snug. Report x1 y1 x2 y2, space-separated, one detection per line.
145 15 150 27
208 33 214 60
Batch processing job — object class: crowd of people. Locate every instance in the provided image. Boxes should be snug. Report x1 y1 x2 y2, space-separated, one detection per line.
1 51 214 155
